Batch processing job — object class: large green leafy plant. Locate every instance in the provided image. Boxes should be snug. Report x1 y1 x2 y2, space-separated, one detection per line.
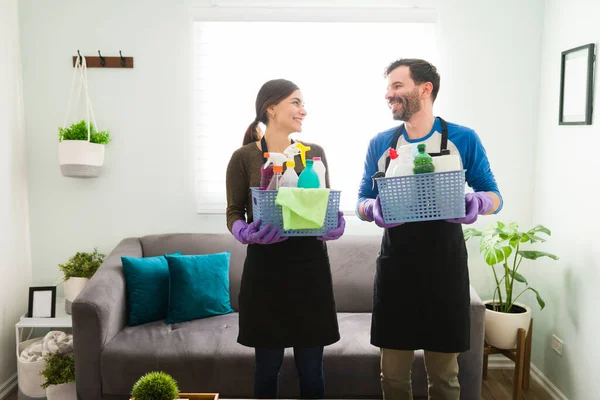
131 371 179 400
464 222 558 313
58 248 105 280
40 351 75 388
58 120 111 144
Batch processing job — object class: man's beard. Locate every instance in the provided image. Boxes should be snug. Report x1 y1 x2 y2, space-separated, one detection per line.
390 90 421 121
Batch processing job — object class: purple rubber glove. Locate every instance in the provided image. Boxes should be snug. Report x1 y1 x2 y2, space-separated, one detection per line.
446 192 495 225
232 220 287 245
318 211 346 241
361 197 403 229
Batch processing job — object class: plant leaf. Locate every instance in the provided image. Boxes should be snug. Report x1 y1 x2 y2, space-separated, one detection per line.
528 225 551 236
463 228 481 241
518 250 559 261
509 270 527 284
529 287 546 310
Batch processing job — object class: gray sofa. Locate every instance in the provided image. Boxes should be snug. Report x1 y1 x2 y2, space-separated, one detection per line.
72 233 485 400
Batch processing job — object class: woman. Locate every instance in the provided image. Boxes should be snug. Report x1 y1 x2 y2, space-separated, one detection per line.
225 79 345 399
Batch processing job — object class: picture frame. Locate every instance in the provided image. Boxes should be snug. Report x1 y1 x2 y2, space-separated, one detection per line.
27 286 57 318
559 43 596 125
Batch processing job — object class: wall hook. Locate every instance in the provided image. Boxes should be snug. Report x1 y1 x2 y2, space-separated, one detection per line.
98 50 106 67
119 50 126 67
77 50 82 66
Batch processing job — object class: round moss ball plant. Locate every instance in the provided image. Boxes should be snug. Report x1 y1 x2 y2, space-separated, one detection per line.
131 372 179 400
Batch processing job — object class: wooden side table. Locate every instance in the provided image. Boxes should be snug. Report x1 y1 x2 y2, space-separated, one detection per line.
482 318 532 400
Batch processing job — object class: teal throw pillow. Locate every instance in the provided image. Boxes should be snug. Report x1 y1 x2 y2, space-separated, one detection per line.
164 251 234 324
122 252 181 327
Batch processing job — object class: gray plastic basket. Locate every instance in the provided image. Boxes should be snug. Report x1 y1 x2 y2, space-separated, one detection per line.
375 170 466 223
251 187 341 236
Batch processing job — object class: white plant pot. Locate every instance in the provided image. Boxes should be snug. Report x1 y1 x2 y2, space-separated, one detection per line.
58 140 105 178
64 277 89 314
46 382 77 400
484 300 531 350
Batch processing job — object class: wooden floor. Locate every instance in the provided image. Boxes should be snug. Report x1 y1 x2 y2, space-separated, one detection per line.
4 369 552 400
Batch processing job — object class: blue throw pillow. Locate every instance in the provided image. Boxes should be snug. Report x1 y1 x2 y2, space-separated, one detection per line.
121 252 181 327
164 251 234 324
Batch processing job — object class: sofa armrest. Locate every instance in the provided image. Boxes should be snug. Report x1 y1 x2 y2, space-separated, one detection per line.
72 237 142 400
457 285 486 399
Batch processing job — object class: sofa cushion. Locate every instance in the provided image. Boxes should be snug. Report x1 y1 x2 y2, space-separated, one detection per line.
121 252 181 327
164 252 234 324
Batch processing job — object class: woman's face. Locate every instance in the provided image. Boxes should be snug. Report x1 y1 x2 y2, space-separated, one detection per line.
269 90 307 133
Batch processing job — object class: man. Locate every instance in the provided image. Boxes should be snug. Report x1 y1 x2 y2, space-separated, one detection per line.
356 59 502 400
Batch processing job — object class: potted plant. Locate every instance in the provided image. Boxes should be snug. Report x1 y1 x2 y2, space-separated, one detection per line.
464 221 558 349
59 248 105 314
40 351 76 400
58 119 111 178
131 371 218 400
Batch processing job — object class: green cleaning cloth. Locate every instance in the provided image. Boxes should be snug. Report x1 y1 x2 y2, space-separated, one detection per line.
275 187 331 230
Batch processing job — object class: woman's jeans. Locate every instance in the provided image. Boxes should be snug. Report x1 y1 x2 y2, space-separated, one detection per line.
254 347 324 399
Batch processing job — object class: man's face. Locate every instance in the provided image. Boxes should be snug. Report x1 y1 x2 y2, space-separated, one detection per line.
385 66 421 122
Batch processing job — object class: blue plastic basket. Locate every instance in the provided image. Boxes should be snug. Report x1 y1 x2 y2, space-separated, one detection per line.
375 170 466 223
250 187 341 236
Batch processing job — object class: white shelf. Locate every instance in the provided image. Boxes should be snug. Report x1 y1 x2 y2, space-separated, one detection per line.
16 297 72 328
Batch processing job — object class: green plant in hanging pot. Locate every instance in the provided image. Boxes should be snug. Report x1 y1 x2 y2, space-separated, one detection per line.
58 248 105 314
59 55 111 178
40 351 76 400
464 221 558 350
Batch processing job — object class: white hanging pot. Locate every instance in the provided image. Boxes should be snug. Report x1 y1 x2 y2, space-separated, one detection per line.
64 277 89 314
46 382 77 400
59 55 106 178
59 140 105 178
484 300 531 349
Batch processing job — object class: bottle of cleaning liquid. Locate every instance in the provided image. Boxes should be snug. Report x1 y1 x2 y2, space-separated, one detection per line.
432 153 462 172
385 148 414 177
297 159 320 188
266 164 284 190
280 160 299 187
413 143 435 174
312 157 326 188
385 148 401 177
260 164 274 190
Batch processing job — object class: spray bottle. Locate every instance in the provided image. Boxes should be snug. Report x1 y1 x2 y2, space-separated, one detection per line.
280 159 299 187
263 152 288 190
294 142 311 167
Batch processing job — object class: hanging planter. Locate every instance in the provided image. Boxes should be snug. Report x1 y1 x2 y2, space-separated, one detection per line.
59 55 111 178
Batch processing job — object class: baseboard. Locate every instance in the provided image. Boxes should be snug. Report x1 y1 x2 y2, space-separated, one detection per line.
488 355 568 400
0 373 17 400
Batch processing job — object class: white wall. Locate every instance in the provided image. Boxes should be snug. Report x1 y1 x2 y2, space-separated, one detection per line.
0 0 32 386
528 0 600 398
18 0 544 298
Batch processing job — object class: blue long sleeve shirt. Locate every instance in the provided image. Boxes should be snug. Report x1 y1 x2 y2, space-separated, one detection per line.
356 117 503 218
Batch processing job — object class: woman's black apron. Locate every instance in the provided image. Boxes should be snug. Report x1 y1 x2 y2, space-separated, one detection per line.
370 117 471 353
237 137 340 348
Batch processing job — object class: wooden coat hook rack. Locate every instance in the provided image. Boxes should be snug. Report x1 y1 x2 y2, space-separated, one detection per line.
72 50 134 68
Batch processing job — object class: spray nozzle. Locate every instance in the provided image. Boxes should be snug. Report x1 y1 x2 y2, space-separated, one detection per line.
263 152 288 169
294 142 311 167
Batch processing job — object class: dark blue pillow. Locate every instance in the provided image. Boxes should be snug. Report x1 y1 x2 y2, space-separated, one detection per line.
164 251 234 324
121 252 181 326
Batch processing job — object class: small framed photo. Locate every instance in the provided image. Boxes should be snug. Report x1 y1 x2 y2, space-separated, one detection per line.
559 43 596 125
28 286 57 318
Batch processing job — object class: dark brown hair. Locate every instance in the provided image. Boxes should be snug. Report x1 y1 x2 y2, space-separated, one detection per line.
384 59 440 102
243 79 299 146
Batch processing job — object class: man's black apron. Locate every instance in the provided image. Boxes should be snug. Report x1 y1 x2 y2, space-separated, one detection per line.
237 137 340 348
370 117 471 353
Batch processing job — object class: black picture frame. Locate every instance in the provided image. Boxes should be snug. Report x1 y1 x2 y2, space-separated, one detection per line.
559 43 596 125
27 286 57 318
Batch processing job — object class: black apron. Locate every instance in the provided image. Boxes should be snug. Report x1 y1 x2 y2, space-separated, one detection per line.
237 138 340 348
370 117 471 353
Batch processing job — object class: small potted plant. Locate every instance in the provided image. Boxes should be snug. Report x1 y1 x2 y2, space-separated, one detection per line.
465 221 559 349
40 351 76 400
59 248 105 314
131 371 218 400
58 119 111 178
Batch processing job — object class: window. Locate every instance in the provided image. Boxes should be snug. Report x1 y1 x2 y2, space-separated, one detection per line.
194 19 438 213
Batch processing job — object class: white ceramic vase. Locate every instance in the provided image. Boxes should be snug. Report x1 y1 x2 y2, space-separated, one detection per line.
484 300 531 349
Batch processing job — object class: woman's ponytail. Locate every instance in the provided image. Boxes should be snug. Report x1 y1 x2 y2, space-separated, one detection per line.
243 120 262 146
